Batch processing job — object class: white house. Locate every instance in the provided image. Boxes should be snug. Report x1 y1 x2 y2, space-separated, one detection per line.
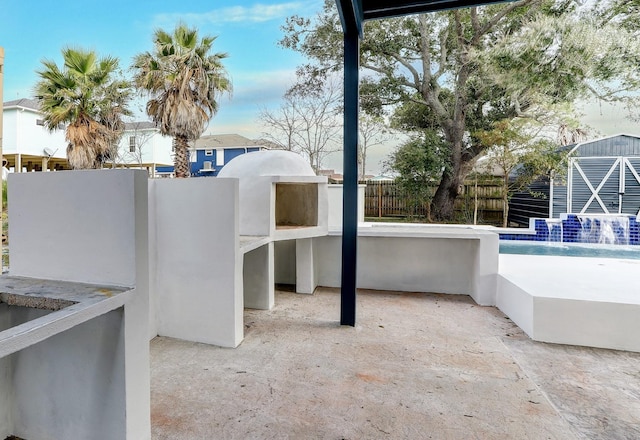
116 121 173 177
2 99 271 178
2 98 68 172
2 99 174 176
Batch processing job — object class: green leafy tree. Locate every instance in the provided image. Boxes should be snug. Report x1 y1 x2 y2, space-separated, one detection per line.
132 24 232 178
476 120 566 227
281 0 640 220
34 47 132 169
384 132 448 221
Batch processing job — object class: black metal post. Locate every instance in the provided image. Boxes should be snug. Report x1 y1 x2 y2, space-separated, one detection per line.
340 30 360 326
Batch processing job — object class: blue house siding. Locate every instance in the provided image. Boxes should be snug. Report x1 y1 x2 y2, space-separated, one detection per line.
193 147 262 177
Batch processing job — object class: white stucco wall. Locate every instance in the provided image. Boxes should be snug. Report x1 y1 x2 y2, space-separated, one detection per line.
327 184 366 229
4 169 151 439
11 309 127 440
148 180 158 339
243 243 274 310
152 177 244 347
0 306 13 438
274 240 296 285
313 227 498 305
8 170 146 287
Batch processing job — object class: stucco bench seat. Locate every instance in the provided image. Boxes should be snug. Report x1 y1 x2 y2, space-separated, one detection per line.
318 224 499 305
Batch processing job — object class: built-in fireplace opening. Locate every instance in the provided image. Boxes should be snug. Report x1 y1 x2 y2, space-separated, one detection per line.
275 183 318 229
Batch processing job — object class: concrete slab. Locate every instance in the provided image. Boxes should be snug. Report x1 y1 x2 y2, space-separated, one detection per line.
499 254 640 303
498 255 640 351
150 288 640 439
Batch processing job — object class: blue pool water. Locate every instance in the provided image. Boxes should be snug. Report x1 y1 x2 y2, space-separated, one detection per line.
499 241 640 260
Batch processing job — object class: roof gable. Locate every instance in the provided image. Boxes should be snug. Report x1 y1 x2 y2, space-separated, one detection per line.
3 98 41 111
195 134 259 149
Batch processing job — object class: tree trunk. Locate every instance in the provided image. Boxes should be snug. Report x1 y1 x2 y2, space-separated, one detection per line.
431 170 462 220
174 136 191 178
431 122 468 220
502 177 509 228
361 153 366 180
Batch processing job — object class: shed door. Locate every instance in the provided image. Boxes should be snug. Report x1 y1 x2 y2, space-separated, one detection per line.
569 157 621 214
623 158 640 215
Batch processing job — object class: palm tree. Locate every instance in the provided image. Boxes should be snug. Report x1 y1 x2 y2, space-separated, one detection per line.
34 47 132 169
132 24 232 178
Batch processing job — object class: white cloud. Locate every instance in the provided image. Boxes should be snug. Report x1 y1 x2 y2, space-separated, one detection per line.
154 2 312 26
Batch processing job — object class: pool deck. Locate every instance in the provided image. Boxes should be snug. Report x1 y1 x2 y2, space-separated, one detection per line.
151 288 640 439
498 254 640 352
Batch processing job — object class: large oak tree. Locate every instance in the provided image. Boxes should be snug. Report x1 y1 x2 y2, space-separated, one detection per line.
281 0 640 219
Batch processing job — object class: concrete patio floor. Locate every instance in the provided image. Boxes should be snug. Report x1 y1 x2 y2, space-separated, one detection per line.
151 288 640 439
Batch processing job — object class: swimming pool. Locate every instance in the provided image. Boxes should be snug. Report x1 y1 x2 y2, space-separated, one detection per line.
499 241 640 260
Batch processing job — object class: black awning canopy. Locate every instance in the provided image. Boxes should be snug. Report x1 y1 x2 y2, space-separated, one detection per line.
363 0 515 19
337 0 515 35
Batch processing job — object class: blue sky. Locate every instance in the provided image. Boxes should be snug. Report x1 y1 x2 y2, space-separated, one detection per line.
1 1 636 174
0 0 323 138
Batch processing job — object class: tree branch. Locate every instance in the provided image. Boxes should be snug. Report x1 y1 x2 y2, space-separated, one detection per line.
433 25 449 81
473 0 538 44
380 50 421 89
470 7 480 35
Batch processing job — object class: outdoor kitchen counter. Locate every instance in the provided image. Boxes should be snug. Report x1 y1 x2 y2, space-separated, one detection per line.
328 223 499 240
0 275 133 358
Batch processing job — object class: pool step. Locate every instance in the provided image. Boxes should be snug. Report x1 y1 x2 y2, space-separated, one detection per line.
497 254 640 352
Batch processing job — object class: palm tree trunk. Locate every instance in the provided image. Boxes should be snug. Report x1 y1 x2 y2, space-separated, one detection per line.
174 136 191 178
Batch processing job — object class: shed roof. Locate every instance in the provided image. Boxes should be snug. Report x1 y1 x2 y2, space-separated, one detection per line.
568 134 640 158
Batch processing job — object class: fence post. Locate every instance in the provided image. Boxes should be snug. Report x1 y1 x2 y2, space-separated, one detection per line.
378 182 382 218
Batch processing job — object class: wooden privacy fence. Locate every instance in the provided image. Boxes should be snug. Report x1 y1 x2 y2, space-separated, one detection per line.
363 180 504 224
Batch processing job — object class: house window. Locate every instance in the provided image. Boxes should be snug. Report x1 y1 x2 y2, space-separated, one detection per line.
204 150 213 156
36 119 45 126
129 136 136 153
216 149 224 166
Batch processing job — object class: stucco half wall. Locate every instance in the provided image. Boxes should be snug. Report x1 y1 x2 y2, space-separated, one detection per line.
313 225 499 306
